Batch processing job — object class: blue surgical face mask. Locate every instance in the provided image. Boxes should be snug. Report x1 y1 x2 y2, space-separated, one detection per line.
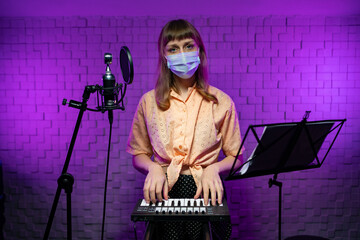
165 51 201 79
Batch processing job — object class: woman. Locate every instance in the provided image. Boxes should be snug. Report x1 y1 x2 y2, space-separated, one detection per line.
127 19 244 240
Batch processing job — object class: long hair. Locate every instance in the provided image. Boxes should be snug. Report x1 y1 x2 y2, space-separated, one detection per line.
155 19 218 110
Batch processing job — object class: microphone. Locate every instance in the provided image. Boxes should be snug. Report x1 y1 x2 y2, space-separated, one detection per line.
103 53 115 123
103 53 116 108
95 48 133 114
63 48 134 116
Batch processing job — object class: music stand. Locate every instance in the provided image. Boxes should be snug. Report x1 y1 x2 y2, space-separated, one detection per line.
226 113 346 240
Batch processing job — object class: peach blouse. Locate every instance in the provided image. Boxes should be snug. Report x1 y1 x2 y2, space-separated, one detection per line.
126 85 243 190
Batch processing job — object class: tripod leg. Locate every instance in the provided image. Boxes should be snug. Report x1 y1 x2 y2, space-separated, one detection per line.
67 191 72 240
44 173 74 240
43 187 62 240
59 173 74 240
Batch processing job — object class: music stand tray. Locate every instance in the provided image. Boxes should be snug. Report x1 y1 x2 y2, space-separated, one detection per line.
226 114 346 240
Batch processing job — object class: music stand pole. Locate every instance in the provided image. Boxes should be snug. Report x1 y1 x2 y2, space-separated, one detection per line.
43 85 96 240
269 174 282 240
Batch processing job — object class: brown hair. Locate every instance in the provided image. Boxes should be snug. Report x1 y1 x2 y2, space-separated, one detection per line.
155 19 218 110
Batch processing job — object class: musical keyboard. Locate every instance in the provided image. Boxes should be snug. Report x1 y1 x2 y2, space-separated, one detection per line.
131 198 230 222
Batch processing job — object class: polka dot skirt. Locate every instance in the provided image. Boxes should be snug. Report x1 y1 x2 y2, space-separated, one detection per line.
150 175 232 240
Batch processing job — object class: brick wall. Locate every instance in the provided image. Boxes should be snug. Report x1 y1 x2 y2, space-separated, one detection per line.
0 16 359 239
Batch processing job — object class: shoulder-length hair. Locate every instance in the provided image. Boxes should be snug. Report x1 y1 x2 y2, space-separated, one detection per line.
155 19 218 110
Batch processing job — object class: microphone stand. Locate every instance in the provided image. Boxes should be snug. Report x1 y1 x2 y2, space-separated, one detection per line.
43 48 132 240
43 85 96 240
100 110 113 240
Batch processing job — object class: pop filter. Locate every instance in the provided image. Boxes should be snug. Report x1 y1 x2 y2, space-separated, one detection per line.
119 46 134 85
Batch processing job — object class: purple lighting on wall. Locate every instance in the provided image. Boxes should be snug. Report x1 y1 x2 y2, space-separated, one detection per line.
0 0 360 16
0 1 359 239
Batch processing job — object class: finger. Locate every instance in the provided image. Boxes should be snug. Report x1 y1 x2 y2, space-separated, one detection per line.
143 179 151 203
163 180 169 200
156 180 163 202
203 182 209 206
194 182 202 199
215 181 223 205
143 189 150 203
149 184 156 204
209 182 216 206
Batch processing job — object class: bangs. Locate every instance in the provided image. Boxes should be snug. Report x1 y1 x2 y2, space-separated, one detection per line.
161 19 199 45
165 28 195 44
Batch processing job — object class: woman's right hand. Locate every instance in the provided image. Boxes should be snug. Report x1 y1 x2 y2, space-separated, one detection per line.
143 164 169 203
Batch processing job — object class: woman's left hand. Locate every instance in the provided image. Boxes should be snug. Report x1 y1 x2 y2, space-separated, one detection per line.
194 164 223 206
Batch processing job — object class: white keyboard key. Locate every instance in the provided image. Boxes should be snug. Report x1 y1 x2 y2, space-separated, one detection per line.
180 207 187 214
193 207 200 213
141 199 149 206
170 199 175 206
174 207 181 214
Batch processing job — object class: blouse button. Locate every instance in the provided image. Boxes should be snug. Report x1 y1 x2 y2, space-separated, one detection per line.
179 145 182 149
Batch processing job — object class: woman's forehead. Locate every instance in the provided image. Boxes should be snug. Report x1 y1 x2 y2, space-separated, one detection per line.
166 38 196 47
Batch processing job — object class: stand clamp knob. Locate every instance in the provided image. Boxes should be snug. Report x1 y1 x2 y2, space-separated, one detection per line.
58 173 74 194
